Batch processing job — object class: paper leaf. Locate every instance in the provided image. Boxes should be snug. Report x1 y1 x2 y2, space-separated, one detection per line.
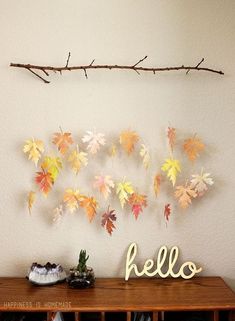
164 203 171 222
52 130 73 155
79 196 98 222
128 193 147 219
101 206 117 236
140 144 150 169
82 130 106 154
28 191 36 214
161 158 181 186
68 145 88 175
63 189 80 213
116 180 134 208
109 144 117 157
35 169 53 196
190 169 214 196
23 138 44 166
93 175 115 199
167 127 176 152
183 135 205 162
41 156 62 181
53 205 64 224
153 174 161 197
175 182 197 209
119 130 139 155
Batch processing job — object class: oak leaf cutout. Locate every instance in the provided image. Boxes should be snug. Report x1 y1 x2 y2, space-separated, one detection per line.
28 191 36 214
161 158 181 186
183 135 205 162
190 169 214 196
63 189 80 213
35 169 53 196
175 182 197 209
82 130 106 154
68 145 88 175
41 156 62 181
140 144 150 169
79 196 98 222
23 138 44 166
93 175 115 199
101 206 117 236
52 130 73 155
119 130 139 155
128 193 147 219
116 180 134 208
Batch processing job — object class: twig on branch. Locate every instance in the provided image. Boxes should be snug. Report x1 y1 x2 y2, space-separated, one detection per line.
10 56 224 84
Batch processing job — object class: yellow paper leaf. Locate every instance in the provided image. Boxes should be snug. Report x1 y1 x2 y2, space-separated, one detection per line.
119 130 139 155
116 180 134 208
183 135 205 162
109 144 117 157
140 144 150 169
23 138 44 166
28 191 36 214
68 145 88 175
41 156 62 181
63 189 80 213
161 158 181 186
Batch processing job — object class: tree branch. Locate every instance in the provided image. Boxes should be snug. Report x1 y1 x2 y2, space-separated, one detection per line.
10 57 224 84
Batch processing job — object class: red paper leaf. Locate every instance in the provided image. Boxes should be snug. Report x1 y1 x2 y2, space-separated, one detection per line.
35 169 53 196
164 203 171 222
101 206 117 236
128 193 147 219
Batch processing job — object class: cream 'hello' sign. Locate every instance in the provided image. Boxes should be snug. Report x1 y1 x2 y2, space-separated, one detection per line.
125 243 202 281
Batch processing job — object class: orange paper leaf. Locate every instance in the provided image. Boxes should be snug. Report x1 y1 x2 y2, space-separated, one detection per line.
35 169 53 196
52 130 73 155
28 191 36 214
63 189 80 213
101 206 117 236
154 174 161 197
183 135 205 162
119 130 139 155
167 127 176 152
128 193 147 219
175 182 197 209
79 196 98 222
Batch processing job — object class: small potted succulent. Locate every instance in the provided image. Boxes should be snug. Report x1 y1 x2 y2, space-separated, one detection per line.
67 250 95 289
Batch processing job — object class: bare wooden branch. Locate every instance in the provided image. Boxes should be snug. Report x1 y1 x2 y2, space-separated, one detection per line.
10 56 224 83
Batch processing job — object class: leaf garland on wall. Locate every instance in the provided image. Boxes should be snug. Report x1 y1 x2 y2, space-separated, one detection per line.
23 126 214 235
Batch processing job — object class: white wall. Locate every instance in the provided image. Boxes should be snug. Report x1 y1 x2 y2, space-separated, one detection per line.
0 1 235 289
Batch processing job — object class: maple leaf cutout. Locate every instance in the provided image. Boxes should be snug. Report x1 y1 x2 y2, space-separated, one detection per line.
93 175 115 199
28 191 36 214
175 182 197 209
164 204 171 222
63 189 81 213
190 169 214 196
161 158 181 186
79 196 98 222
23 138 44 166
183 135 205 162
167 127 176 152
52 130 73 155
116 180 134 208
119 130 139 155
41 156 62 181
140 144 150 169
68 145 88 175
53 205 64 224
82 130 106 154
101 206 117 236
153 174 161 197
35 169 53 196
128 193 147 219
109 144 117 157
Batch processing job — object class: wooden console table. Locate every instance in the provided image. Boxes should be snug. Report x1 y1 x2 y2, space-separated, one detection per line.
0 277 235 321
